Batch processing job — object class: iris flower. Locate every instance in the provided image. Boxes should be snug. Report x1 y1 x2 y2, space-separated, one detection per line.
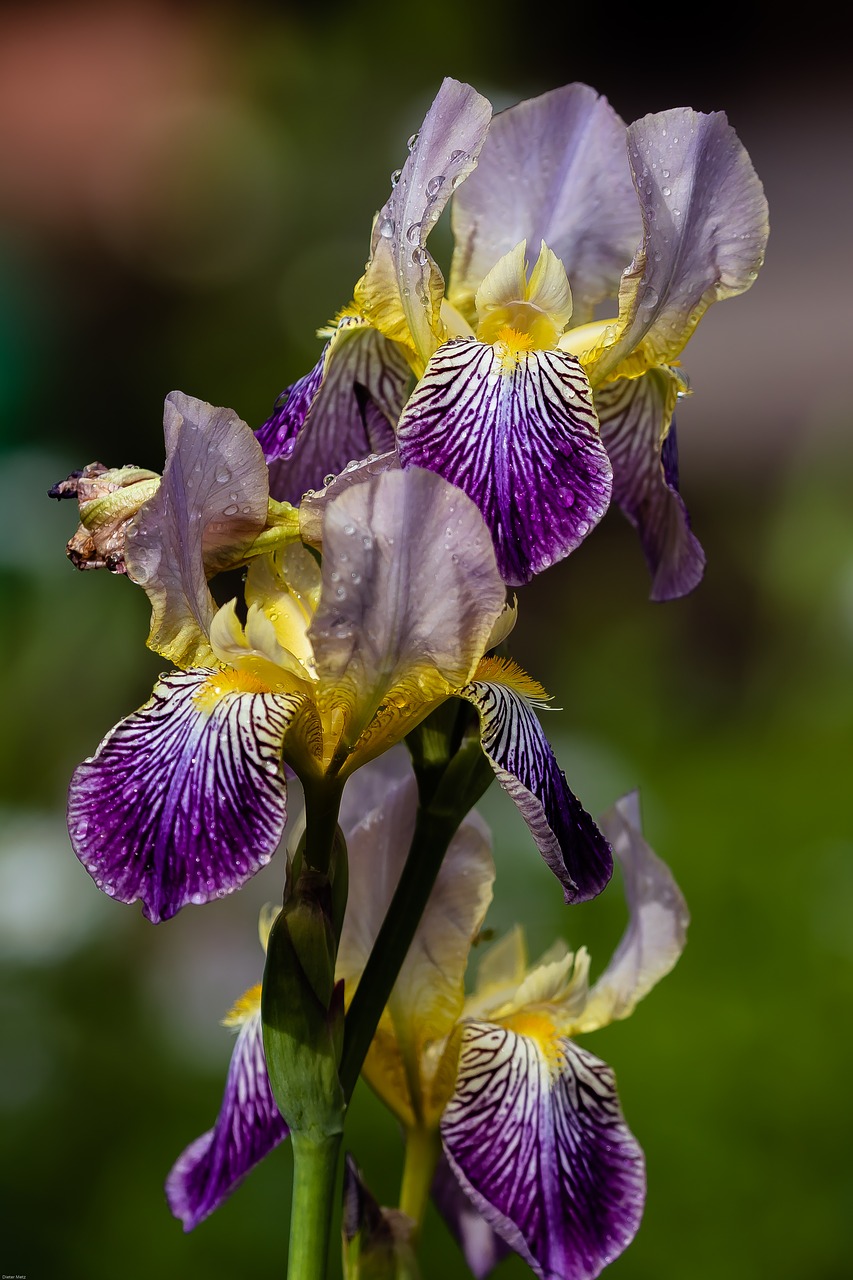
166 752 688 1280
259 77 767 597
66 392 610 923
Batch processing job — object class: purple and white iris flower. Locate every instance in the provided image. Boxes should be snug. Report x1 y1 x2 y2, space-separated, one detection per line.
167 755 688 1280
259 77 767 598
66 391 611 924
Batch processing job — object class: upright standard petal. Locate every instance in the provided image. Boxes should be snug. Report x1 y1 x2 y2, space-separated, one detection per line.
166 995 288 1230
258 317 410 505
354 78 492 371
574 791 689 1034
596 367 705 600
461 670 612 903
308 468 506 765
588 108 769 386
441 1022 645 1280
126 392 270 668
396 339 611 586
68 670 298 922
450 84 641 325
337 758 494 1127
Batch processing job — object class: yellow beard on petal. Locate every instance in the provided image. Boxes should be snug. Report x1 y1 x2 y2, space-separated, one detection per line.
193 667 273 712
222 982 262 1027
499 1009 562 1072
473 654 551 705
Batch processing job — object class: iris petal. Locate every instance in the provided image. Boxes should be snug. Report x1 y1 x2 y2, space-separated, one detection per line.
431 1155 511 1279
573 790 689 1034
166 1006 288 1230
596 367 705 600
460 678 612 903
441 1022 645 1280
396 339 611 586
590 108 769 385
308 468 506 766
450 83 640 326
126 392 269 669
67 670 298 922
258 319 410 505
354 77 492 369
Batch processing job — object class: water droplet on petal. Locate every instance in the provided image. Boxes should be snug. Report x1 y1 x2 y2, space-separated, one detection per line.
215 467 232 483
223 503 239 516
407 132 419 152
662 186 672 197
379 217 394 238
426 175 445 198
323 473 336 486
406 222 422 245
390 168 402 188
449 149 467 163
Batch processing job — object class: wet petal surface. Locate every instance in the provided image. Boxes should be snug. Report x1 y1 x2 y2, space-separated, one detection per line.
461 678 612 902
397 339 611 586
442 1023 645 1280
68 670 297 922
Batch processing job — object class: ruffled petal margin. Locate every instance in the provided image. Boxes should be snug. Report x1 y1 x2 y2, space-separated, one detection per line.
68 670 299 923
441 1022 645 1280
396 339 611 586
166 1005 288 1230
595 367 705 601
460 679 612 903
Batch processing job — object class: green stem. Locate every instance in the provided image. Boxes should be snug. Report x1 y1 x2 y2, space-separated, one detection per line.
287 1132 342 1280
339 736 494 1100
399 1127 442 1238
302 776 345 876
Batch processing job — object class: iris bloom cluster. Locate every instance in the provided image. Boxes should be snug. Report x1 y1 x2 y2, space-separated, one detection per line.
166 755 687 1280
52 72 765 1280
259 78 767 599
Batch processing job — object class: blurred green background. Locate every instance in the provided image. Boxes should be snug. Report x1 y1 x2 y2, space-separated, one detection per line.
2 2 851 1277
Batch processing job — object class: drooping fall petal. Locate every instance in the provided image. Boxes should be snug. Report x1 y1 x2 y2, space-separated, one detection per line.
441 1022 645 1280
396 339 611 586
68 670 298 922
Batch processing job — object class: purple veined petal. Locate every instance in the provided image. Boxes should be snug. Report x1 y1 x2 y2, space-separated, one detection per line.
126 392 270 669
397 338 612 587
166 1004 289 1230
68 670 299 923
432 1155 511 1279
449 84 641 325
590 108 769 385
575 790 689 1034
460 678 612 903
309 468 506 765
441 1022 645 1280
596 367 705 601
259 320 411 505
355 78 492 369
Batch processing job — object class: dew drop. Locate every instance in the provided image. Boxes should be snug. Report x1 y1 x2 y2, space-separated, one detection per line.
223 503 239 516
662 186 672 197
412 247 428 266
426 174 445 197
390 168 402 187
407 132 419 152
335 586 346 600
323 473 336 486
406 221 422 245
379 217 394 238
215 467 232 484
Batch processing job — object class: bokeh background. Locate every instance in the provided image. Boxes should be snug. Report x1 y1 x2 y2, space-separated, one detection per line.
2 3 851 1277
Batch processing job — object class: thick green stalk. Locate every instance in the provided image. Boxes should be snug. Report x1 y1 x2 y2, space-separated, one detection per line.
287 1133 343 1280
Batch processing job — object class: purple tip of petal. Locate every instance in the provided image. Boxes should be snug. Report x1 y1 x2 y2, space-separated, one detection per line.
442 1026 646 1280
166 1014 288 1230
67 671 293 923
432 1155 511 1279
397 340 612 587
257 352 326 467
464 680 612 903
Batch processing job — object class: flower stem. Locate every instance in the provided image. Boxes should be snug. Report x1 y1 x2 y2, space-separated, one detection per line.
339 735 494 1100
287 1132 343 1280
